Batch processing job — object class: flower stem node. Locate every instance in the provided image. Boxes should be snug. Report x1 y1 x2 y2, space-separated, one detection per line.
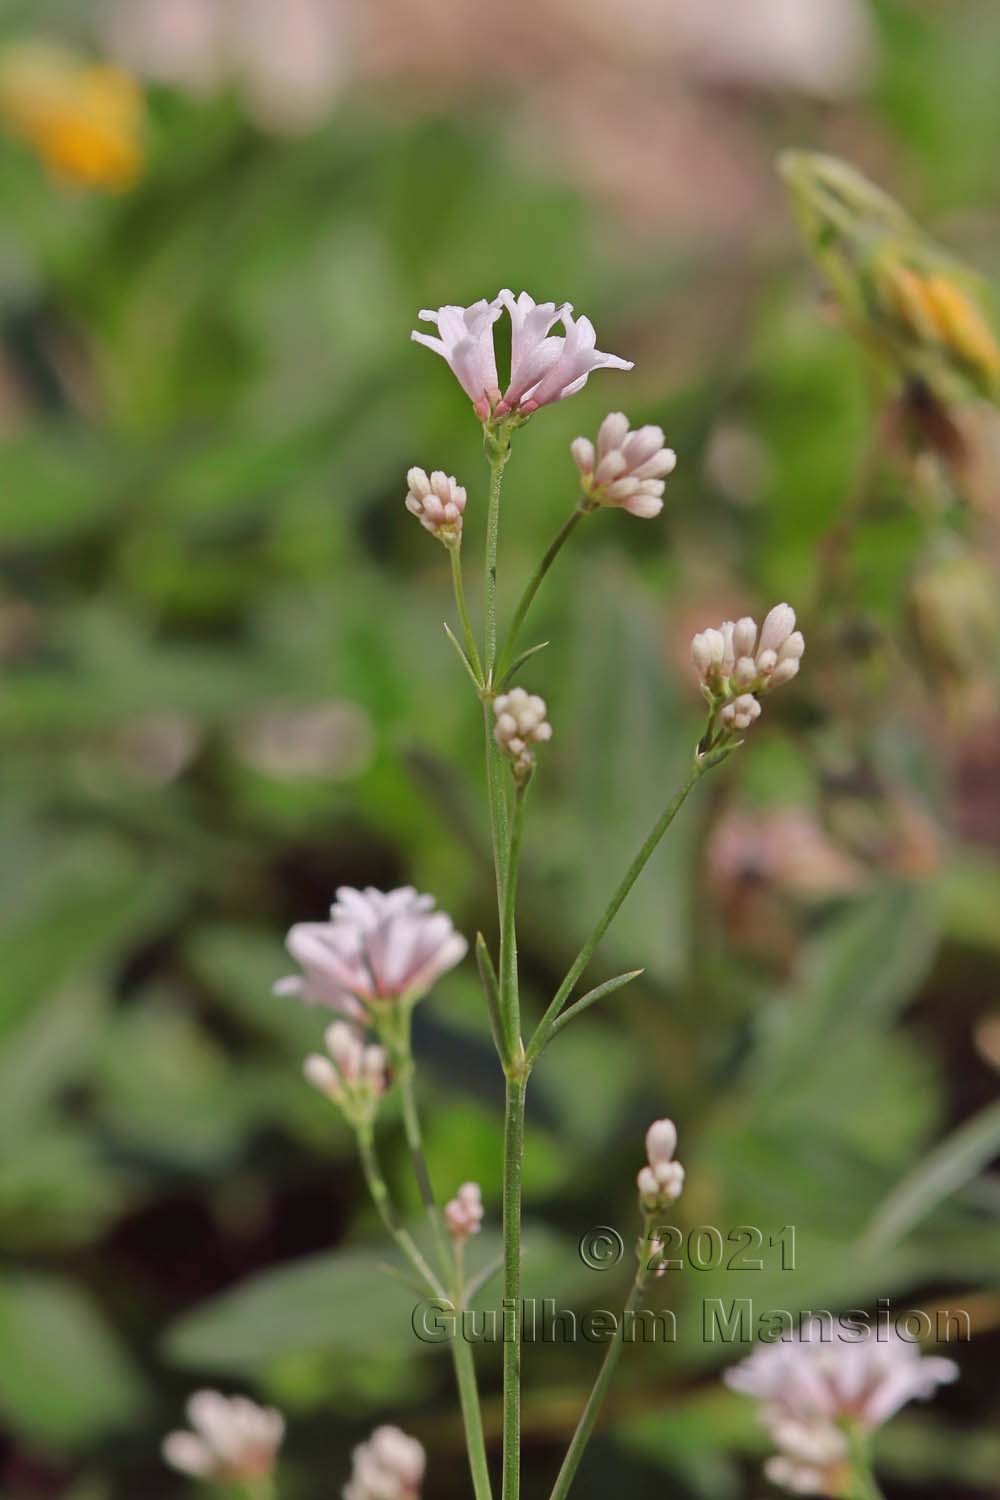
345 1425 426 1500
162 1390 284 1485
571 413 676 518
637 1117 685 1210
444 1181 485 1244
493 687 552 785
405 467 467 546
304 1021 388 1128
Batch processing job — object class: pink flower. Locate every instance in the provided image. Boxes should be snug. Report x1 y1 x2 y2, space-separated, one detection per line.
725 1319 958 1494
276 886 467 1014
444 1181 484 1243
411 291 633 418
163 1391 284 1483
411 300 503 419
496 290 633 415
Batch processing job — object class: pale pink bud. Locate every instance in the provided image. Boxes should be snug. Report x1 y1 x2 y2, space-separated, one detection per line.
719 694 762 731
645 1118 678 1164
163 1391 284 1483
346 1425 426 1500
493 688 552 782
759 602 797 654
404 467 467 544
573 411 675 518
570 437 595 475
733 617 758 657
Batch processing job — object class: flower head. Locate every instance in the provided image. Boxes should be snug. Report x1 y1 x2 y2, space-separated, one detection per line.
276 887 467 1015
496 291 633 415
493 687 552 784
304 1020 388 1127
571 412 676 518
163 1391 284 1484
345 1425 425 1500
637 1116 685 1209
725 1318 958 1495
411 300 502 419
691 604 804 735
412 291 632 420
405 467 467 545
444 1181 484 1243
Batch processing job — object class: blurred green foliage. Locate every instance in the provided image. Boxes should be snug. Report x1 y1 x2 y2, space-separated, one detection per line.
2 1 1000 1498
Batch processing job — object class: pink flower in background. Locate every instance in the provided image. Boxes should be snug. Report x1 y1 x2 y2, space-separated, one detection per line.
444 1181 484 1243
411 300 503 418
726 1320 958 1494
276 886 467 1014
163 1391 284 1483
345 1425 426 1500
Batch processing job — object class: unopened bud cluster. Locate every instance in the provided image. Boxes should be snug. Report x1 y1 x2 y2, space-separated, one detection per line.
637 1117 685 1210
405 467 467 545
345 1424 426 1500
691 604 804 734
444 1181 484 1243
493 687 552 783
304 1020 388 1128
571 413 676 519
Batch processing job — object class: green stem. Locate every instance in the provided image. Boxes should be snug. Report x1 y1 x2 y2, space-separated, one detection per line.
395 1007 453 1275
496 505 588 678
484 438 511 680
547 1251 651 1500
451 1304 495 1500
483 438 512 909
390 1014 494 1500
499 783 528 1054
527 759 708 1064
356 1129 445 1299
502 1074 527 1500
450 543 483 684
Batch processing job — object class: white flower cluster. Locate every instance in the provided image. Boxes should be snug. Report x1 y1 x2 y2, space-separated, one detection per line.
412 291 631 421
344 1424 426 1500
691 604 804 734
444 1181 484 1243
637 1118 685 1209
725 1319 959 1495
570 413 676 519
276 886 468 1016
304 1020 388 1126
493 687 552 783
163 1390 284 1484
405 467 467 545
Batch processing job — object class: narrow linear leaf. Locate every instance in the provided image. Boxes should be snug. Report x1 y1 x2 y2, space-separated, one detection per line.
442 621 482 690
475 933 507 1064
861 1099 1000 1252
497 640 549 689
541 969 645 1050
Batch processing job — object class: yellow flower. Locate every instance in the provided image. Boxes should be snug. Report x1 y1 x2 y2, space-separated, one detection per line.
0 41 143 191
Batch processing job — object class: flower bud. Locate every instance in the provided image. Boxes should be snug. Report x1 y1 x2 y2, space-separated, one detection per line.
493 687 552 784
444 1181 484 1243
571 412 676 518
405 467 467 545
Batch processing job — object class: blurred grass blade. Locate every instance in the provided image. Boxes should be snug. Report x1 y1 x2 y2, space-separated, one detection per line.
861 1099 1000 1252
